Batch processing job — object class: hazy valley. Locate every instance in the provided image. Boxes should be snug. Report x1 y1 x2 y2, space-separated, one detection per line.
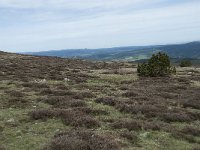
26 42 200 62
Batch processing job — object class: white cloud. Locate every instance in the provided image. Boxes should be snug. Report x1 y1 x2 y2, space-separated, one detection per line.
0 0 151 9
0 0 200 52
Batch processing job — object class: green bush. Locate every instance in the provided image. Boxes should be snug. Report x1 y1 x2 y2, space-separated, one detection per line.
180 60 192 67
137 52 176 77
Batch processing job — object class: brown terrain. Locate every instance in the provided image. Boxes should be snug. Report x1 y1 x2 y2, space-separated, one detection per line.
0 51 200 150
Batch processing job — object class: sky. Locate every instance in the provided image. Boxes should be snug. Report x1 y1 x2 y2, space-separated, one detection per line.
0 0 200 52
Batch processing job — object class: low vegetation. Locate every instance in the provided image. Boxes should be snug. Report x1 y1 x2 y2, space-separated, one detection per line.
0 51 200 150
45 130 120 150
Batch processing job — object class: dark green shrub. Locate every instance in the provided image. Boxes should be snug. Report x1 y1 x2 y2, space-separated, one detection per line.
137 52 176 77
180 60 192 67
137 63 150 77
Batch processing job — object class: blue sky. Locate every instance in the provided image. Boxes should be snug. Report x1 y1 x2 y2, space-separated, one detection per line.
0 0 200 52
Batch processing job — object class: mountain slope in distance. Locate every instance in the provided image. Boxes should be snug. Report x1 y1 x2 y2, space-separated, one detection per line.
25 41 200 61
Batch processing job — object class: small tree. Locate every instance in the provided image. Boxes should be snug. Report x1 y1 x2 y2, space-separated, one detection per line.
137 52 176 77
180 60 192 67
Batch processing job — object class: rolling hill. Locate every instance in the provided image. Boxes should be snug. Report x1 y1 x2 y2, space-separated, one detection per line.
25 41 200 61
25 45 154 59
1 51 200 149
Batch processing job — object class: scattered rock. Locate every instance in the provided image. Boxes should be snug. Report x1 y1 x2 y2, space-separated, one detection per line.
5 118 18 127
34 79 47 83
64 78 70 81
140 132 150 139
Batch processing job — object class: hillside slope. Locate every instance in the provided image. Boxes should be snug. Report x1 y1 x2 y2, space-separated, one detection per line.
84 42 200 60
26 46 153 59
0 52 200 150
26 42 200 61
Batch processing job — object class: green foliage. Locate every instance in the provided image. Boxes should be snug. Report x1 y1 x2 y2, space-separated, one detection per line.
137 63 150 77
170 66 176 75
180 60 192 67
137 52 176 77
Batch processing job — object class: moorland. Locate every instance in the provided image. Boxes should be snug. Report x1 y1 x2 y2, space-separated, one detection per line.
0 51 200 150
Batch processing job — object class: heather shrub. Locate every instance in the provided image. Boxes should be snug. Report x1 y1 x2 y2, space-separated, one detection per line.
95 97 117 106
120 131 139 144
0 145 5 150
46 130 120 150
111 119 142 131
180 126 200 136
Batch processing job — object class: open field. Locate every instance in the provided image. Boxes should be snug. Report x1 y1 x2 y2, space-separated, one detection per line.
0 51 200 150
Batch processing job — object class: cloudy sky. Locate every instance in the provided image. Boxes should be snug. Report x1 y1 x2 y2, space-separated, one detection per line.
0 0 200 52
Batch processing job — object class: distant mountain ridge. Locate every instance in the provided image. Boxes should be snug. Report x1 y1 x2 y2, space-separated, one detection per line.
25 41 200 61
